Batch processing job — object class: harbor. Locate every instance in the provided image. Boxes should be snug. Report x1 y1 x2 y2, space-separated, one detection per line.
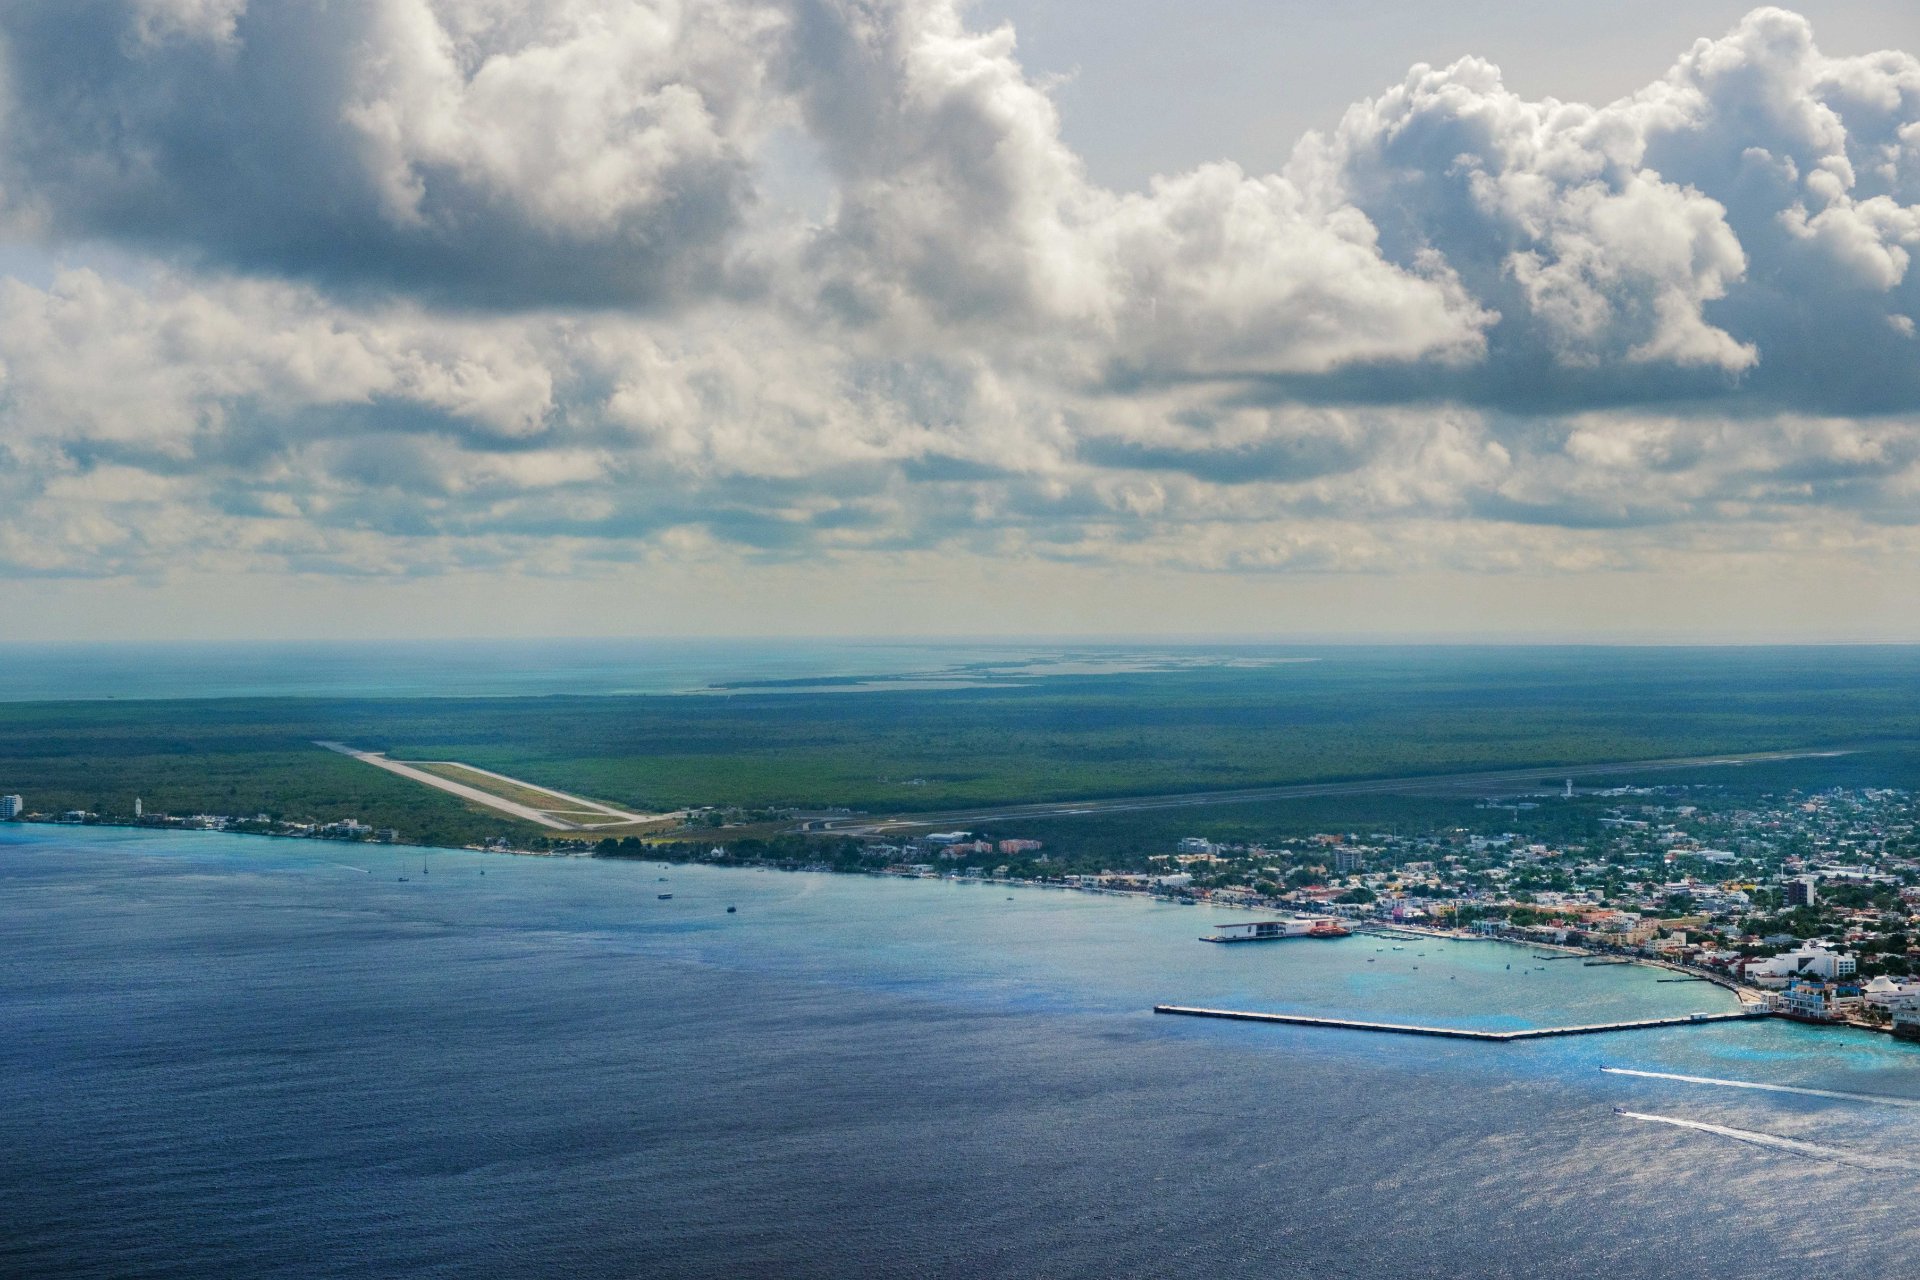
1200 916 1351 943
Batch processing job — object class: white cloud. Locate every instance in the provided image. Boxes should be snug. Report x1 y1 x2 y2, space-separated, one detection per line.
129 0 249 45
0 2 1917 592
344 0 785 234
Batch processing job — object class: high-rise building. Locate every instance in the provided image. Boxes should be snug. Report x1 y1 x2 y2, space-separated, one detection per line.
1334 847 1365 874
0 795 22 820
1786 875 1819 908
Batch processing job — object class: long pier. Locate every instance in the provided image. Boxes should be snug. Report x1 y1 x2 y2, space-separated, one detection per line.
1153 1005 1769 1042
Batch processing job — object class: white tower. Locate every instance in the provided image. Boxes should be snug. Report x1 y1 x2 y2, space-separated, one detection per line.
135 797 143 818
1563 779 1573 799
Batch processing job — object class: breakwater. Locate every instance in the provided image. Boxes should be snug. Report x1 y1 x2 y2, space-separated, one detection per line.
1152 1004 1769 1042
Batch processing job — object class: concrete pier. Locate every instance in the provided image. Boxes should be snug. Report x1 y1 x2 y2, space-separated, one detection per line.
1152 1004 1768 1041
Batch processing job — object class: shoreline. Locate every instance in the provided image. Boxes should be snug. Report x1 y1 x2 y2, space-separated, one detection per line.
1359 918 1770 1008
5 817 1881 1038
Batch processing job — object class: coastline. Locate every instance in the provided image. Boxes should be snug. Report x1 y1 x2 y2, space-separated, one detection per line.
8 816 1889 1039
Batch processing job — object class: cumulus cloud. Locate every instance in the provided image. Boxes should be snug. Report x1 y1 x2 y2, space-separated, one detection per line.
0 0 781 306
128 0 249 45
0 2 1917 587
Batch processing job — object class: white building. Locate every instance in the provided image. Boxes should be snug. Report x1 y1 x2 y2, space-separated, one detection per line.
1744 941 1856 987
1861 975 1920 1009
0 795 21 819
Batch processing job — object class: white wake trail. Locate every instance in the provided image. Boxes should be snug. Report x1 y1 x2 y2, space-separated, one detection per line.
1614 1109 1920 1171
1602 1066 1920 1109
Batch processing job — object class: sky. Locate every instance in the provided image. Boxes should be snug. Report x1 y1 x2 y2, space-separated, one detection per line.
0 0 1918 642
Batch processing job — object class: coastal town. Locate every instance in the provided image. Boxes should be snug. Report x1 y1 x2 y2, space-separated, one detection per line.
859 782 1920 1040
0 794 399 844
12 775 1920 1040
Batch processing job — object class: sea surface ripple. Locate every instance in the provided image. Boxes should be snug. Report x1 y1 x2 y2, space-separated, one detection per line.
4 824 1918 1278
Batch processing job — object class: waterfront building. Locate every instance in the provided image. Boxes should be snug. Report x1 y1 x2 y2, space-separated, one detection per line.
1776 978 1861 1021
1860 975 1920 1009
1744 941 1856 987
1202 916 1351 943
0 794 21 819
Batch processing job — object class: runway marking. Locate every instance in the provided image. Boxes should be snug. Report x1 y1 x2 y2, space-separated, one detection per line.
1602 1067 1920 1108
1614 1108 1920 1171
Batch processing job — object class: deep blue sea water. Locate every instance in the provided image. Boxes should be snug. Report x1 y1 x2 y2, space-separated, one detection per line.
5 823 1920 1278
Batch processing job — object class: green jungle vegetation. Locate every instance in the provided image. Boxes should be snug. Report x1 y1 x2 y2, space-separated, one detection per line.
2 647 1918 849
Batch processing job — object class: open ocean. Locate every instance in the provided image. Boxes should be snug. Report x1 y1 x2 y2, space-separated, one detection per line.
4 823 1919 1277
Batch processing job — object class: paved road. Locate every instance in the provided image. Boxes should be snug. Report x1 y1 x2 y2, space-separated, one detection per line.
807 746 1853 835
315 741 578 830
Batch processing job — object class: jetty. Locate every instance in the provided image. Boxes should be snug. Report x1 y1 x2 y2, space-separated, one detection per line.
1152 1004 1769 1042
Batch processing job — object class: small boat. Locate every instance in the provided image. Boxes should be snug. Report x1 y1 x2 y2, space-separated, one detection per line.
1367 958 1376 963
726 905 736 913
397 876 409 882
658 893 673 900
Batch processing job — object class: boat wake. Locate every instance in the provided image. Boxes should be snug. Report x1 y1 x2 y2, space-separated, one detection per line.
1614 1108 1920 1171
1602 1067 1920 1109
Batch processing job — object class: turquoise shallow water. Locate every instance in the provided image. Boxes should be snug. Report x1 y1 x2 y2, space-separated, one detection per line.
4 824 1919 1277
